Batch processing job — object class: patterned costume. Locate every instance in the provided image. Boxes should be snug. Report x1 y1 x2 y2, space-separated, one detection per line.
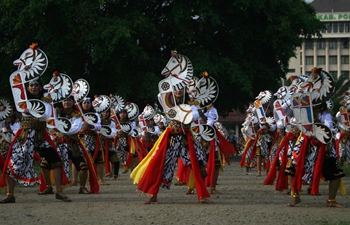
131 114 209 200
264 119 301 191
240 90 275 175
115 105 147 173
139 105 162 152
100 110 119 179
55 105 99 194
335 91 350 166
0 102 21 168
283 67 345 207
130 51 212 203
202 106 236 190
0 95 70 189
291 108 345 195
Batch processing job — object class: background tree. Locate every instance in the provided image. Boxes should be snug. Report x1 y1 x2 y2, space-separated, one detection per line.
0 0 323 115
332 76 350 115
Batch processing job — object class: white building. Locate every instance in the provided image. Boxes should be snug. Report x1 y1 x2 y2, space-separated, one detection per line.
287 0 350 79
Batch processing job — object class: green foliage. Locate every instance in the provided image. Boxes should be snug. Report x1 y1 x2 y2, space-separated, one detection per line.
0 0 323 115
318 220 350 225
332 75 350 112
342 163 350 177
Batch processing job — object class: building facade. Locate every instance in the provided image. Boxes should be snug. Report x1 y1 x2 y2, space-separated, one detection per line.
287 0 350 79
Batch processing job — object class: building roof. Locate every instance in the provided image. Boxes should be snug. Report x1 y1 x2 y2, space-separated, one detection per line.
311 0 350 12
219 109 246 124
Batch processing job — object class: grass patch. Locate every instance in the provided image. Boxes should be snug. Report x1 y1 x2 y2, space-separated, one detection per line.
319 221 350 225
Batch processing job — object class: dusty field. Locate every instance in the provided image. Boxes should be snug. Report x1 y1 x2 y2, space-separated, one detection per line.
0 156 349 225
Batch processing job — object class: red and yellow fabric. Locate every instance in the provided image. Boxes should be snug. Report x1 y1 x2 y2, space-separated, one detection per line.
0 128 70 190
78 138 100 194
130 127 210 200
239 138 253 167
124 136 148 168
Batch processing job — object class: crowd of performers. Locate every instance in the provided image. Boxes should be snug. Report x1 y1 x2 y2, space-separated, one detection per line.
4 44 346 208
0 44 236 204
240 67 347 208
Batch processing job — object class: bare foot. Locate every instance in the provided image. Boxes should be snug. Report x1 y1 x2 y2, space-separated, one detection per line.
144 195 157 205
99 180 110 185
210 189 222 195
79 187 91 194
199 198 214 204
327 201 346 208
287 197 301 207
38 186 54 195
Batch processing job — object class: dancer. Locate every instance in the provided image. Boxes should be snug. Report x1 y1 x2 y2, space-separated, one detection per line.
335 91 350 167
130 50 213 204
100 108 120 180
0 44 70 203
139 104 162 152
78 97 105 186
54 95 99 194
287 67 345 208
0 79 70 203
240 108 258 174
0 101 21 168
116 102 147 174
264 118 301 194
186 72 235 194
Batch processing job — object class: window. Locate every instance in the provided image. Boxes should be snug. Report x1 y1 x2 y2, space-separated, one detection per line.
329 39 337 49
341 71 349 79
329 71 338 78
305 40 313 50
329 56 337 64
341 56 349 64
317 56 325 65
345 23 350 33
341 38 349 49
333 23 338 33
327 23 332 33
339 23 344 33
288 69 295 73
305 56 314 65
317 39 325 49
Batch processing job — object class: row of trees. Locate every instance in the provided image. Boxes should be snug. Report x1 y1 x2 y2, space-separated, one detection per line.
0 0 324 115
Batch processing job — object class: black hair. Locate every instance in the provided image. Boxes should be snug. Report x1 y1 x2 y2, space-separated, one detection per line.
173 89 190 105
117 109 129 122
26 79 45 99
314 102 327 112
80 96 95 113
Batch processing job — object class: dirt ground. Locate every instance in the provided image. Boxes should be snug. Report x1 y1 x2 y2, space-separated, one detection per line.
0 156 349 225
